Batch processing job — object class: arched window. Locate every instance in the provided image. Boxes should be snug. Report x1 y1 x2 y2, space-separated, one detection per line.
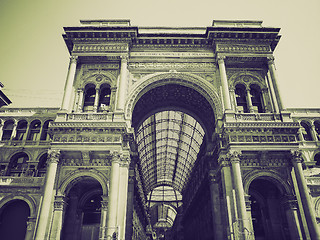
314 121 320 141
2 120 14 140
98 84 111 111
7 152 29 176
40 120 52 141
301 121 313 141
250 85 264 113
314 153 320 166
27 120 41 141
83 84 96 112
37 153 47 177
235 84 248 113
15 120 28 140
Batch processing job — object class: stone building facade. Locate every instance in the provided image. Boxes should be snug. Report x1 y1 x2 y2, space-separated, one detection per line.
0 19 319 240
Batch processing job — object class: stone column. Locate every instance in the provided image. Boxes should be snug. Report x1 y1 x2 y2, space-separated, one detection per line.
245 87 254 113
282 195 303 240
297 127 304 141
117 153 130 240
217 56 232 110
77 88 84 112
291 150 320 239
99 195 108 240
49 194 67 240
0 121 3 140
219 156 235 239
116 56 128 111
228 151 251 239
267 56 284 111
229 87 237 112
61 56 78 111
73 89 81 112
261 88 270 112
35 149 60 240
311 124 319 141
25 217 36 240
106 152 121 237
10 121 17 140
208 170 224 240
93 87 100 112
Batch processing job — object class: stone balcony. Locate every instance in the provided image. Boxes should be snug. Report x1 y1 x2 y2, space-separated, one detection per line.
0 140 51 147
54 112 125 122
224 111 292 123
0 176 45 187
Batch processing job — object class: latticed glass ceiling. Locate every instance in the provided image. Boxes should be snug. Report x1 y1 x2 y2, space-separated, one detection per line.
136 110 205 195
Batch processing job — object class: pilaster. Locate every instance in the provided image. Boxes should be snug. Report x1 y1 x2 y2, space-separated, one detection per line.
291 150 320 239
35 149 61 240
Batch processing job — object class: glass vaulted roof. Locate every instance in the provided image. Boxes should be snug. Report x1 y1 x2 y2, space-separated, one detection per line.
136 110 205 195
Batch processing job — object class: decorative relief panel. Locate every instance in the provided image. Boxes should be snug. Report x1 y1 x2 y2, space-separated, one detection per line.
227 69 267 89
128 62 215 71
50 126 125 143
73 43 129 53
216 43 271 53
224 123 299 144
130 52 214 58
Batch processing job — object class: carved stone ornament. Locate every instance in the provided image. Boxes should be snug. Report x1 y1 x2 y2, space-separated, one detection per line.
218 156 231 167
227 151 241 163
48 149 61 164
291 150 303 163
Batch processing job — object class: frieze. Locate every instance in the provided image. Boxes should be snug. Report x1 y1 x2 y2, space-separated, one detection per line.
130 52 214 58
81 63 120 71
228 134 296 144
128 62 215 71
73 43 129 53
53 134 121 143
62 158 111 166
216 44 271 53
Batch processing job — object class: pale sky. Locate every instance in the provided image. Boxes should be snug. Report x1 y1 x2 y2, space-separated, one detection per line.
0 0 319 108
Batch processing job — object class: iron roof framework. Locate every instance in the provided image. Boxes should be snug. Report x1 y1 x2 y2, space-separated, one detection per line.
136 110 205 196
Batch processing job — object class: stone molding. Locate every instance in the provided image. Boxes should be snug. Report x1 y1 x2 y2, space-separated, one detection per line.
58 168 109 196
216 43 271 53
125 72 223 120
48 150 60 164
73 43 129 53
291 150 303 163
128 62 215 71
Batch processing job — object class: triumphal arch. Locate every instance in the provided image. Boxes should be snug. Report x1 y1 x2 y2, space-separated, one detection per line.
0 19 320 240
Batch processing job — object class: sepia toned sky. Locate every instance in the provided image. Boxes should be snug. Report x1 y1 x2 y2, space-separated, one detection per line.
0 0 319 108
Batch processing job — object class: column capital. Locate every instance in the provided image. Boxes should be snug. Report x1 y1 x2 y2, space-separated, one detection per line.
267 56 275 65
54 195 67 211
217 55 226 64
111 151 131 165
70 55 78 64
291 150 304 163
48 149 61 164
120 55 129 62
101 195 109 210
227 150 241 163
208 170 219 184
218 156 231 167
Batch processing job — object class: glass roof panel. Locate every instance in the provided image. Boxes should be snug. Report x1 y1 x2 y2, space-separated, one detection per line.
136 110 205 195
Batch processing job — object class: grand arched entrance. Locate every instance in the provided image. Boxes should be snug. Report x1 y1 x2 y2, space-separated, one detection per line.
249 178 290 240
0 199 30 240
130 81 218 239
61 177 103 240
